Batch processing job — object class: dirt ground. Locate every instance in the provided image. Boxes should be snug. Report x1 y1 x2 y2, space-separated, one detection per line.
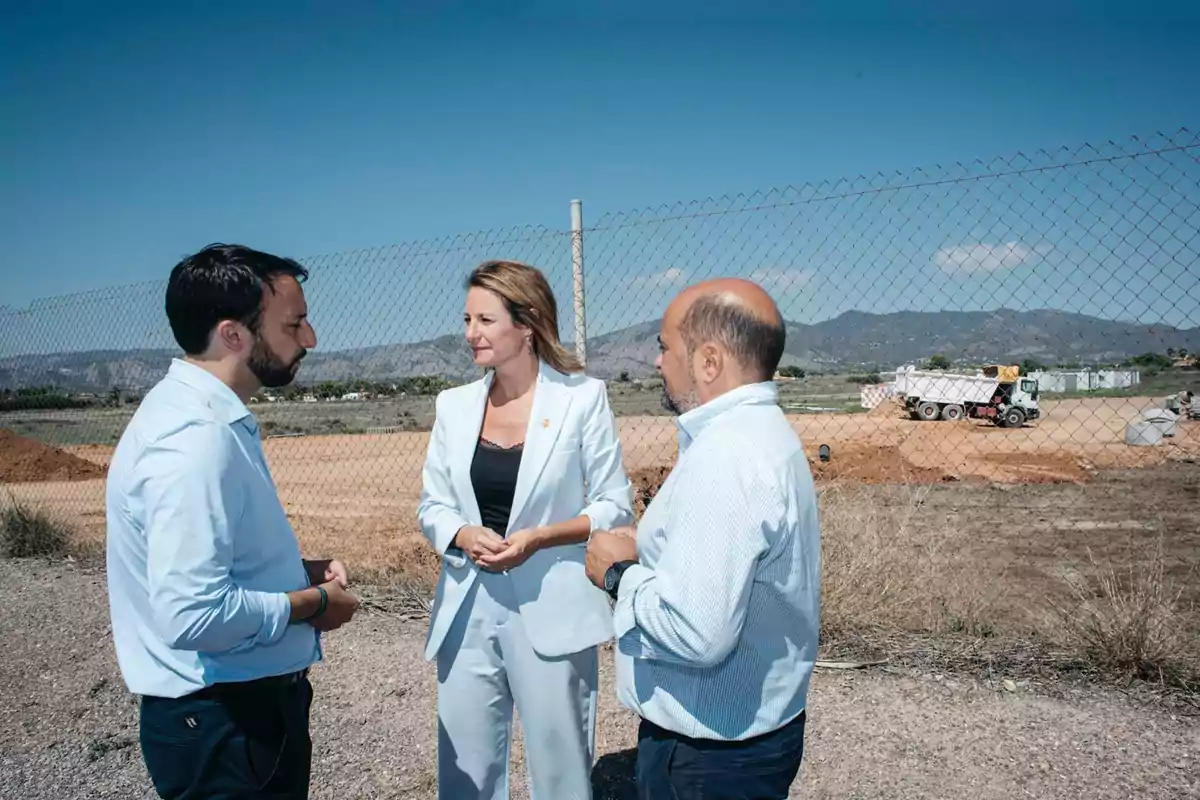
0 557 1196 800
844 462 1200 634
2 400 1199 798
5 396 1196 570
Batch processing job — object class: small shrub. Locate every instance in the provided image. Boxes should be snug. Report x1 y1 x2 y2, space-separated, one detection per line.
0 497 73 558
1051 538 1198 685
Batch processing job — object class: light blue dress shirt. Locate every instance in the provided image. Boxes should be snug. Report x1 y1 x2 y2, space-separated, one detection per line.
105 358 320 698
613 381 822 741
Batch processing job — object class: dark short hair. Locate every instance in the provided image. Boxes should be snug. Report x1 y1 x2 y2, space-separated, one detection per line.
679 293 786 380
165 243 309 355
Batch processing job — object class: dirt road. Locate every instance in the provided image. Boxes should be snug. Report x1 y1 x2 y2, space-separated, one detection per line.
0 558 1195 799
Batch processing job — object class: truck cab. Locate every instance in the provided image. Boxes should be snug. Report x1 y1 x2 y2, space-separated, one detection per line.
992 376 1040 427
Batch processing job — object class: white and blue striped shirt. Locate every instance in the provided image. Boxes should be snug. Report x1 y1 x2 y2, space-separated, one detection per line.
105 359 321 699
612 381 821 741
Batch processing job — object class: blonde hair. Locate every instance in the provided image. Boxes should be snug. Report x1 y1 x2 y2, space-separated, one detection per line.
466 260 583 374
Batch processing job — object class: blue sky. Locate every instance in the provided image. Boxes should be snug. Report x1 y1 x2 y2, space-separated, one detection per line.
1 1 1198 356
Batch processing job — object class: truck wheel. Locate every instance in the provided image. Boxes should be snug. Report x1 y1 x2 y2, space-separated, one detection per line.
917 402 940 421
940 404 964 421
1002 408 1026 428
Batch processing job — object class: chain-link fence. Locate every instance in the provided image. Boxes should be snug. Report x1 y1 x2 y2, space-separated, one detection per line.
1 129 1198 569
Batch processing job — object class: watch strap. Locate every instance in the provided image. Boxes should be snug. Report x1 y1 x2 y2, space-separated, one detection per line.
606 559 638 600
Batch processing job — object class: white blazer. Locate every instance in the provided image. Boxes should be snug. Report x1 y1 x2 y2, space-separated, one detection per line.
417 360 634 661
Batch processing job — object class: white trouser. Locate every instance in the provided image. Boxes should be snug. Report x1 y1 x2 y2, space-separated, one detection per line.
436 569 599 800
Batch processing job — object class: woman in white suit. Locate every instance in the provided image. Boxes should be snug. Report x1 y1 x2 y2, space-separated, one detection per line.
417 259 634 799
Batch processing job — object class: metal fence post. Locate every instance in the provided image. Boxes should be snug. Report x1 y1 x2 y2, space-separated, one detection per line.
570 198 587 367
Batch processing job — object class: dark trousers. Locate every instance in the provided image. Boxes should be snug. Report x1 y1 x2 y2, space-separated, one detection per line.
635 710 807 800
138 671 313 800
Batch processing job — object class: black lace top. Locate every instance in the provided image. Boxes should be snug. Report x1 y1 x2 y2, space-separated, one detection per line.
469 437 524 537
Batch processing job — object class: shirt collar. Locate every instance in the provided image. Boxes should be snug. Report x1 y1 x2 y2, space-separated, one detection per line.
676 381 779 448
166 358 254 427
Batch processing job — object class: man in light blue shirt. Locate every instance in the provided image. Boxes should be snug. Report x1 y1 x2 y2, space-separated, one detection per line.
106 243 360 800
587 278 820 800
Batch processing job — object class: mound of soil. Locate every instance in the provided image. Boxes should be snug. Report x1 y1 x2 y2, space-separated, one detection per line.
0 429 107 484
866 398 907 419
973 451 1090 484
808 443 955 485
629 446 956 508
630 465 673 516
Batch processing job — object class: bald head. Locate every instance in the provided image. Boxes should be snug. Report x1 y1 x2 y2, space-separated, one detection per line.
668 278 783 326
665 278 786 382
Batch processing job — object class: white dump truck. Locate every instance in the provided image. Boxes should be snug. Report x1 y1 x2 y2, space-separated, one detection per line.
894 364 1041 427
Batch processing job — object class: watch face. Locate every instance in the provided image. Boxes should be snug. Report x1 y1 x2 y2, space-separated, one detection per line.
604 568 617 592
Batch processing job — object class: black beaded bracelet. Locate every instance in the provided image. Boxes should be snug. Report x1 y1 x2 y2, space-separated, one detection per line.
313 585 328 619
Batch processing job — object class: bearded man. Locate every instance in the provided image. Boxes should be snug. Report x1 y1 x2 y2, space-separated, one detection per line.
105 243 359 799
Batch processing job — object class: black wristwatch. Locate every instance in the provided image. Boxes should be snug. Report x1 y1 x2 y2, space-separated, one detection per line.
603 560 638 600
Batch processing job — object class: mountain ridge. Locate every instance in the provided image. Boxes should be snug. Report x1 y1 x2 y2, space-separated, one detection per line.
1 309 1196 391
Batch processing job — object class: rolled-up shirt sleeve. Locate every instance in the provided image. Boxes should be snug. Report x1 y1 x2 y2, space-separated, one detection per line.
140 422 291 652
579 381 634 534
612 453 776 668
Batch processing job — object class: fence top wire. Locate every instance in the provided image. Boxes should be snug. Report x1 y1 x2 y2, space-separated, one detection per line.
0 224 573 319
298 223 570 269
584 128 1199 232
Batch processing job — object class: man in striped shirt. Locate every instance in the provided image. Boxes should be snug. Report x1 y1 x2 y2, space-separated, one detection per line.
586 278 821 799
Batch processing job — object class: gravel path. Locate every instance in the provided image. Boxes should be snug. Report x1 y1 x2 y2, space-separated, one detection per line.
0 558 1196 799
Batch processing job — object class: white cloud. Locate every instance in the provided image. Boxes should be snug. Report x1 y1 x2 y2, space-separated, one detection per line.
747 267 815 290
631 267 687 288
934 241 1035 274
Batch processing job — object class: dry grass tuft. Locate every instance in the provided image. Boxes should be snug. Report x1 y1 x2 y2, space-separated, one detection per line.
1049 538 1199 687
0 493 74 559
316 469 1200 695
353 564 436 618
817 483 1008 641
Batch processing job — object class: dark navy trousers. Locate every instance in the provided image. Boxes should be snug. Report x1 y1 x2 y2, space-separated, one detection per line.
635 710 807 799
138 672 313 800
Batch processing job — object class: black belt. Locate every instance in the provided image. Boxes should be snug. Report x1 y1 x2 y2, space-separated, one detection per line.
190 668 309 699
640 709 806 748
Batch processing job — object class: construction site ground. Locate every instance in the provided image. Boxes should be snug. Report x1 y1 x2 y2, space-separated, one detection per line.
2 395 1197 616
0 554 1196 800
3 395 1198 570
2 397 1198 798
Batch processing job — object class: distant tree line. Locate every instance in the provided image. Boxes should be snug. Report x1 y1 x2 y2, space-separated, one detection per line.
0 387 89 412
925 355 952 371
0 377 455 412
1121 352 1177 372
0 386 133 412
919 351 1195 377
262 375 455 401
